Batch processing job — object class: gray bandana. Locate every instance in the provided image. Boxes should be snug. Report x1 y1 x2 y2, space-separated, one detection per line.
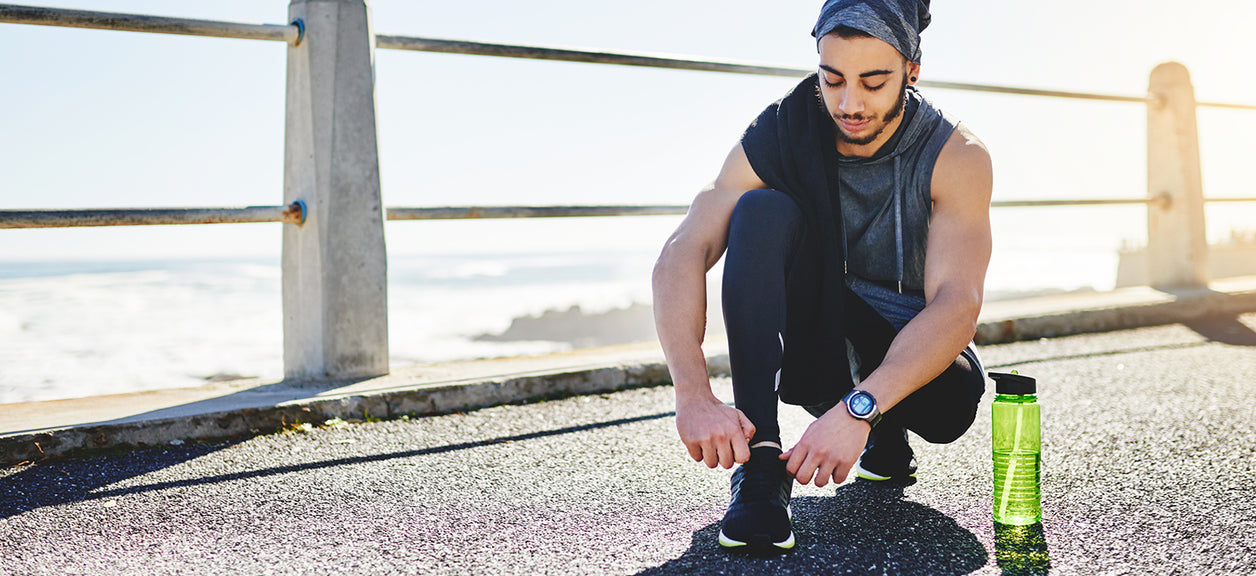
811 0 931 63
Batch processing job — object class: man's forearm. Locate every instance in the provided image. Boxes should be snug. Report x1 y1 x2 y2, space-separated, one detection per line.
856 289 980 411
652 247 717 403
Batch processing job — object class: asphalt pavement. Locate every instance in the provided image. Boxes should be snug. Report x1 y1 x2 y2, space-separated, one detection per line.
2 314 1255 575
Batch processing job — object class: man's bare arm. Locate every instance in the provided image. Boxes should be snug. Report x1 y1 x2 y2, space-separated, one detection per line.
652 142 767 469
783 125 993 486
853 124 993 411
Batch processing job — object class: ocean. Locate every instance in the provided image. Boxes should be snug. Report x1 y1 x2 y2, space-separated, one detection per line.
2 206 1253 404
0 247 658 405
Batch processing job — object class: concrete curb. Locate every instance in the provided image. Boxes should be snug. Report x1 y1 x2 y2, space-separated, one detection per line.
0 355 728 467
975 278 1256 344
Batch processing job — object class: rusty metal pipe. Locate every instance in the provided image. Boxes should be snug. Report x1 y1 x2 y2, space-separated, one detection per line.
0 4 302 44
384 205 688 221
0 204 304 229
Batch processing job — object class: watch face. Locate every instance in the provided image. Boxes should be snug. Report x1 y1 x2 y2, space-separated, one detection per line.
848 392 874 416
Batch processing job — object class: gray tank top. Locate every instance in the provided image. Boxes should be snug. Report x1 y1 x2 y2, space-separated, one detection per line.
837 87 958 298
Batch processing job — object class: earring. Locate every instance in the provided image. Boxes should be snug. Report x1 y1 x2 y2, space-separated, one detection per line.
910 76 917 82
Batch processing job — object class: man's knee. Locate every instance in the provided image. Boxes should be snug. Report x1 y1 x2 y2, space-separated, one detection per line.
729 189 801 238
902 354 986 444
911 400 979 444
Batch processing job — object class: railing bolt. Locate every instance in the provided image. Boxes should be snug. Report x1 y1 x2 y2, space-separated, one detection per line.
283 200 307 225
290 18 304 46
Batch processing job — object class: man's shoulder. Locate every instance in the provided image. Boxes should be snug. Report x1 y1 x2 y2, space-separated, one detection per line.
936 124 990 174
931 124 992 203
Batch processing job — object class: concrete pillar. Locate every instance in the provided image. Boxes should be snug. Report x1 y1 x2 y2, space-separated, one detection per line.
1146 62 1208 288
282 0 389 380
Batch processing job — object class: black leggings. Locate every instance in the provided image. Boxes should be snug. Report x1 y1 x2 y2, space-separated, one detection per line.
722 189 985 446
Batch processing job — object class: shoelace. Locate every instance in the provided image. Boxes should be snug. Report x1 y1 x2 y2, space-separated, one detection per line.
735 456 787 505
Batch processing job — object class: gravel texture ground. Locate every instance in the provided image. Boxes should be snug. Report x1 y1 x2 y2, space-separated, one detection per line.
2 314 1255 575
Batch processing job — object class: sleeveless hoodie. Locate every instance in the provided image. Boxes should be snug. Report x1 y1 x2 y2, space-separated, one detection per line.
838 83 957 296
738 73 958 406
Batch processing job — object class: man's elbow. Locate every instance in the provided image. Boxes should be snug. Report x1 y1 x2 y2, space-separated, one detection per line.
957 291 983 340
655 234 717 280
652 238 691 294
936 286 983 340
651 250 672 295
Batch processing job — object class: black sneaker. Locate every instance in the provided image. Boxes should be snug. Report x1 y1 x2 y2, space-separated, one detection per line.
854 426 917 482
718 445 795 553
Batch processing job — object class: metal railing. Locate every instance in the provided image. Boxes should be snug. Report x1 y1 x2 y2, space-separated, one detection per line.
0 4 301 43
373 34 1256 112
6 3 1256 110
16 196 1256 229
3 3 1254 234
3 2 1255 379
0 204 305 229
0 204 682 228
4 2 1255 232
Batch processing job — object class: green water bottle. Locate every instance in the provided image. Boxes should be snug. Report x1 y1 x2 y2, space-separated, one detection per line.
989 371 1041 525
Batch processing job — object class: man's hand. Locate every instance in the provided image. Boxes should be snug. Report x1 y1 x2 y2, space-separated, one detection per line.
780 405 870 487
675 395 756 469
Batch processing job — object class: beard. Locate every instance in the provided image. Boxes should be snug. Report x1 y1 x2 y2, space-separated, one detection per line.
834 76 909 146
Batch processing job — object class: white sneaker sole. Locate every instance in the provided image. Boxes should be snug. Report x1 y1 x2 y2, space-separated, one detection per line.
718 529 796 550
717 505 794 550
854 459 917 481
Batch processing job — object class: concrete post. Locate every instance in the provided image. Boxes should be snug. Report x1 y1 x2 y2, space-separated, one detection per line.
282 0 389 380
1146 62 1208 288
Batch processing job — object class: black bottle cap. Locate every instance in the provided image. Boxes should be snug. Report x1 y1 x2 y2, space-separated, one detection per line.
989 372 1036 394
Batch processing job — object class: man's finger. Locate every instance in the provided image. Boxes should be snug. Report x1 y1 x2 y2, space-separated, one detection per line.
685 442 703 463
737 410 756 441
717 442 736 469
731 433 750 465
701 442 719 469
833 460 853 484
814 462 837 488
794 454 821 485
784 446 805 476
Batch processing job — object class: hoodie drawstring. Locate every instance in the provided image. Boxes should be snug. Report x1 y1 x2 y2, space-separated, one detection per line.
893 156 904 295
839 156 906 294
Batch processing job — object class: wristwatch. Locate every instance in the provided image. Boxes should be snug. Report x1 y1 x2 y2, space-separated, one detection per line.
842 389 882 428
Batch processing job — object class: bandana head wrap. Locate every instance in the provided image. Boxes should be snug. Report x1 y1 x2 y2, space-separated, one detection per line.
811 0 931 63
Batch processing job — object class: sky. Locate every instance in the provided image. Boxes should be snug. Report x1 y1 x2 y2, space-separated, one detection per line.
1 0 1254 261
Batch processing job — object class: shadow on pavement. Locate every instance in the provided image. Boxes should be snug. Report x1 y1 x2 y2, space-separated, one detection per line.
985 313 1256 371
984 341 1209 370
0 411 676 520
1182 315 1256 347
636 481 988 575
0 440 241 520
994 522 1051 575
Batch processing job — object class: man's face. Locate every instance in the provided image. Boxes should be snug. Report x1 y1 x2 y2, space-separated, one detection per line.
817 34 920 155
